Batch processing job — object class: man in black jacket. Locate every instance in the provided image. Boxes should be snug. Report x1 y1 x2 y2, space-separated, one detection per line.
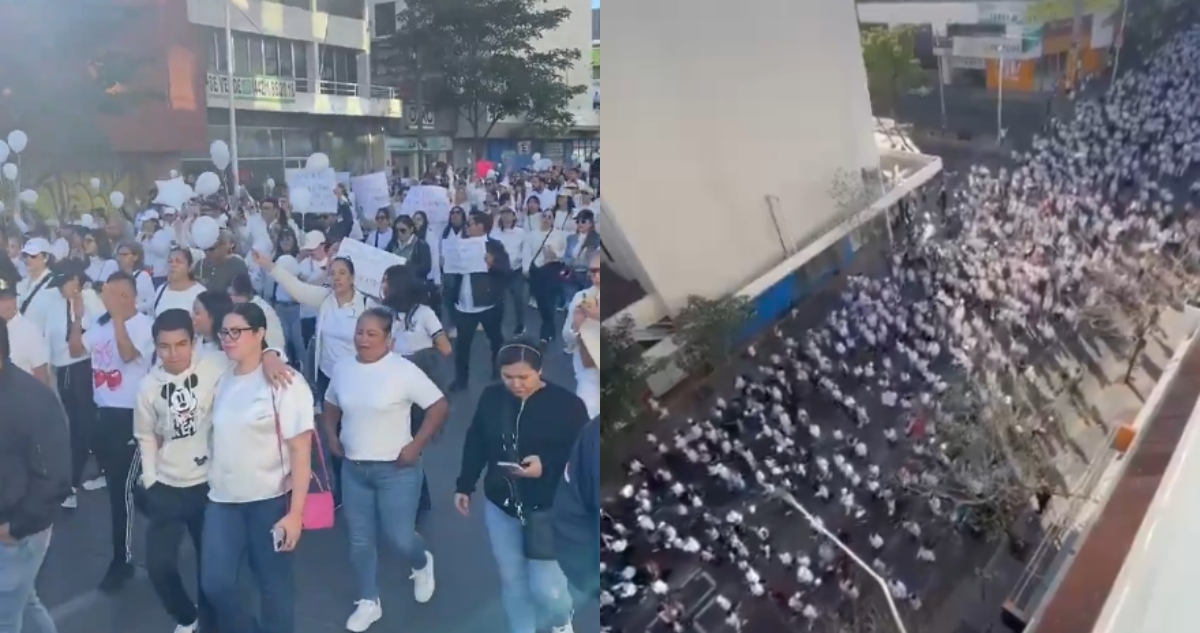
444 210 511 391
0 317 72 631
553 417 600 603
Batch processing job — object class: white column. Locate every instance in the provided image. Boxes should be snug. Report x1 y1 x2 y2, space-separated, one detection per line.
357 52 371 97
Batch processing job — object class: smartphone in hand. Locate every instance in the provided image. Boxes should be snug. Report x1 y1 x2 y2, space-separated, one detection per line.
271 526 286 552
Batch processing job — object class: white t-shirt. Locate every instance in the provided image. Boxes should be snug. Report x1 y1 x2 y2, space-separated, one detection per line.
6 312 48 375
83 313 156 409
318 301 360 378
325 354 443 461
85 258 120 287
154 282 206 316
208 369 315 503
391 305 443 356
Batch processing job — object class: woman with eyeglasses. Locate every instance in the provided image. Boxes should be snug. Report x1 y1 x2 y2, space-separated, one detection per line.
153 247 207 316
454 340 587 633
562 210 601 302
490 208 527 336
116 241 158 315
81 229 119 289
386 215 433 282
365 208 393 250
321 308 448 631
523 211 568 346
201 302 315 633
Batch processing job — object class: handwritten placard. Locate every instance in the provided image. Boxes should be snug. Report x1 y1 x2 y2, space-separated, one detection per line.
351 171 392 218
286 168 338 215
443 236 489 275
400 185 452 224
337 238 406 298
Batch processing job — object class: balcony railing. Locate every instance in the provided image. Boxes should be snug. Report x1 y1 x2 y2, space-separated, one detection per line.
208 73 399 102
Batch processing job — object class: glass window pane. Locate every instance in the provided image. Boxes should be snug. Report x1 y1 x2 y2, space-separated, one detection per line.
279 40 293 77
374 2 396 38
237 128 282 159
264 39 279 76
294 43 307 79
233 33 250 74
346 51 358 85
282 128 314 158
208 31 219 71
249 36 265 76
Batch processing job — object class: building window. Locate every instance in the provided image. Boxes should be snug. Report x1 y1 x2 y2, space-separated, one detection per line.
592 66 599 81
265 39 280 76
320 45 359 93
262 0 309 8
374 1 397 38
316 0 365 20
232 32 251 74
249 36 265 76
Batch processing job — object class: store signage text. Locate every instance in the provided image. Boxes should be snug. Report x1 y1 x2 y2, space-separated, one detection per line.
207 73 297 102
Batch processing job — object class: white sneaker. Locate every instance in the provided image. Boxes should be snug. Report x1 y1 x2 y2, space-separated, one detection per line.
82 476 107 491
174 621 198 633
345 599 382 632
410 551 435 603
61 489 78 509
550 622 575 633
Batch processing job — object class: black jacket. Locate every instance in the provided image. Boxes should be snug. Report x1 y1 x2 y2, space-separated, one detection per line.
0 362 72 539
443 237 511 310
554 417 600 594
388 236 433 281
456 382 587 518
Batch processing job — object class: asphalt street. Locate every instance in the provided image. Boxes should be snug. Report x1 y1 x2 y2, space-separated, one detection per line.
35 306 599 633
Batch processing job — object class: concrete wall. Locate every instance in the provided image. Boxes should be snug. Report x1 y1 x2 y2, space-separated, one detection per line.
540 0 595 118
187 0 370 51
604 0 880 313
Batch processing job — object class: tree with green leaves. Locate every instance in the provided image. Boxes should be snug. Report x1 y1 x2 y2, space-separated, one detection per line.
425 0 587 153
672 295 755 376
859 26 925 118
0 1 158 158
600 316 659 435
376 0 446 174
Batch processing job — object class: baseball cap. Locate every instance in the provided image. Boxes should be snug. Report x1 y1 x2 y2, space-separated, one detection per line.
141 210 160 221
302 230 325 251
21 237 52 257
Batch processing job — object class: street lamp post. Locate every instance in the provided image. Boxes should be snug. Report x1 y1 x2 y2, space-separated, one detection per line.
996 48 1006 144
774 490 909 633
224 0 241 194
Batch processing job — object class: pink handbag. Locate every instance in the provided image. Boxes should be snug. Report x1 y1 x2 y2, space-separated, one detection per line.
273 394 336 530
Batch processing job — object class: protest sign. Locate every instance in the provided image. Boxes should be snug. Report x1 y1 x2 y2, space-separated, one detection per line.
351 171 391 219
286 168 337 215
443 236 489 275
400 185 451 224
337 238 406 298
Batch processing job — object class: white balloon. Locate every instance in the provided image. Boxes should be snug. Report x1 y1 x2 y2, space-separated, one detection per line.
18 189 38 204
109 191 125 208
209 140 231 170
169 169 180 178
531 153 541 162
7 130 27 153
1 163 16 181
305 152 330 171
195 171 222 196
0 141 9 164
191 216 220 250
290 187 312 214
153 176 196 210
89 177 101 191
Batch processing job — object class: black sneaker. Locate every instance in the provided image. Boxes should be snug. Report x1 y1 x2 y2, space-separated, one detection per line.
98 561 134 593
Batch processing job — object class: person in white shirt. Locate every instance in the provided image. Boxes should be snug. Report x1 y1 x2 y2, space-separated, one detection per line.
81 230 119 289
563 255 601 419
115 241 158 315
81 271 157 593
0 277 48 383
139 211 174 284
523 211 568 344
46 266 106 509
253 250 373 405
135 308 291 633
200 302 315 633
229 272 287 353
491 208 528 336
322 308 448 632
6 233 26 278
154 247 206 316
364 209 393 250
295 230 329 360
15 237 59 343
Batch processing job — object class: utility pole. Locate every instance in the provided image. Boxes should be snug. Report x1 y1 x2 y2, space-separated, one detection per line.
997 51 1005 143
935 42 948 128
224 0 241 194
1068 0 1085 100
1111 0 1130 85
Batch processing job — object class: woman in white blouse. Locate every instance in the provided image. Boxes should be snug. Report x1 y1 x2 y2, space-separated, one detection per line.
155 248 206 316
522 211 568 345
81 230 119 288
252 251 372 405
321 308 448 632
138 211 174 285
192 291 234 356
200 302 315 633
116 241 158 315
491 208 527 336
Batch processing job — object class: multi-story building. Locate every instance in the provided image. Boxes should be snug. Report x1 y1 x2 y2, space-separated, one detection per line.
856 0 1125 94
368 0 598 172
592 7 600 112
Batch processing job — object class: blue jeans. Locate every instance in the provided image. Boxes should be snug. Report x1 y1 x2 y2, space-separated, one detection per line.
0 529 55 633
483 502 572 633
200 496 294 633
341 460 428 601
273 303 304 368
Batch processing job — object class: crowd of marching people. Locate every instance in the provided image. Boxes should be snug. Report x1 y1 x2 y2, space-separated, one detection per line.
599 25 1200 633
0 159 602 633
